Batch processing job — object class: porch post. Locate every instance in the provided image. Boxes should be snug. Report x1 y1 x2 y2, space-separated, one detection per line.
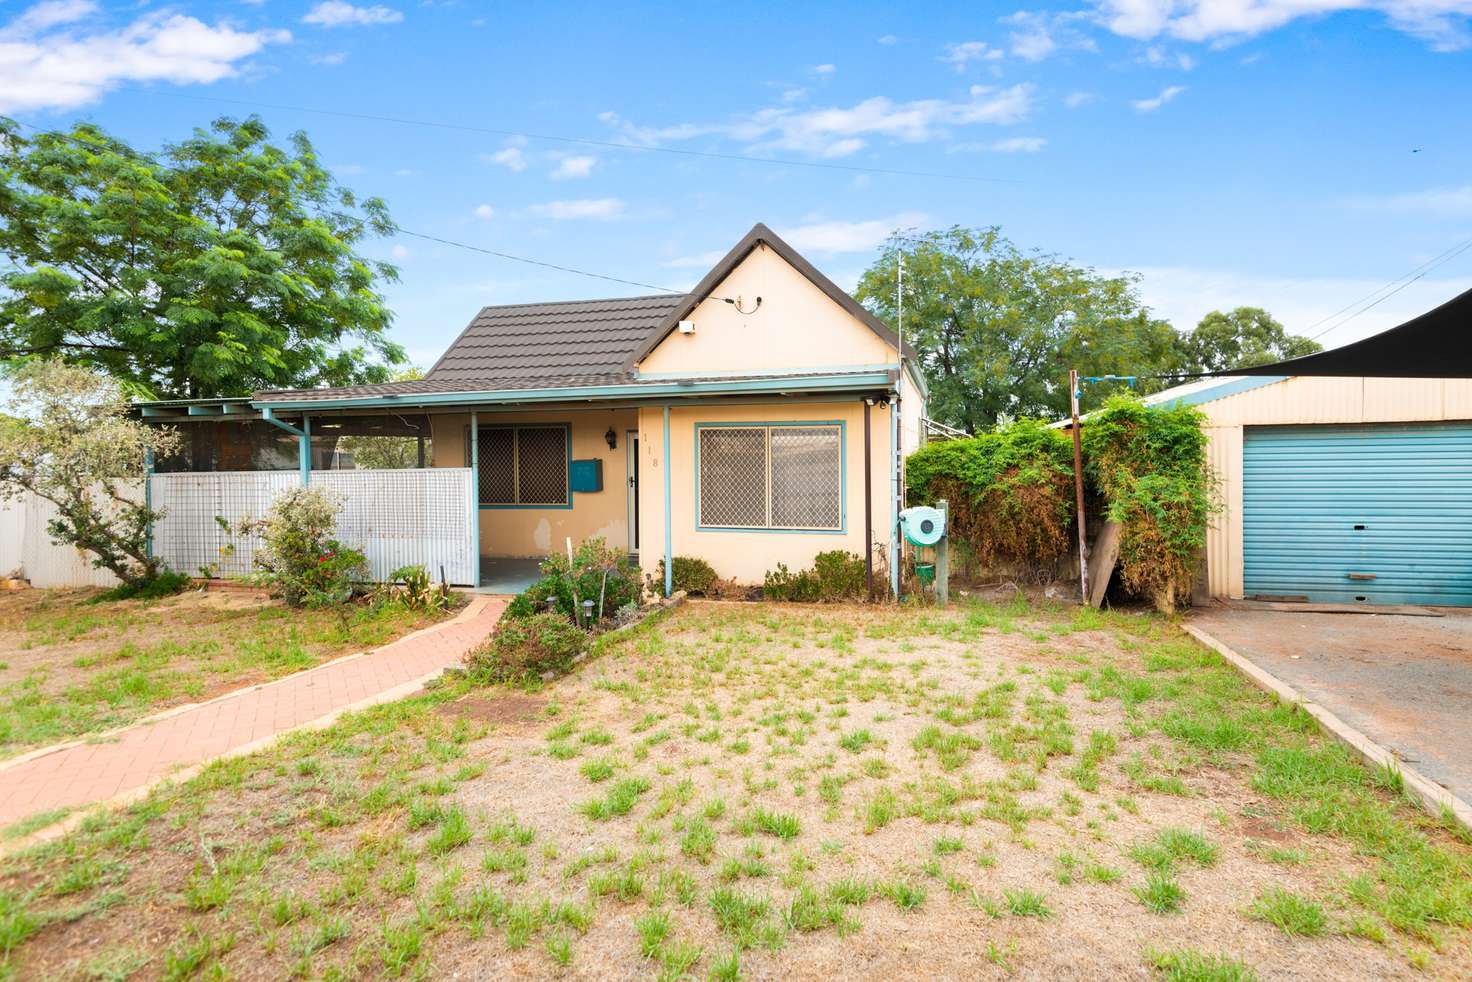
663 405 672 598
889 395 900 599
470 411 480 587
143 447 154 560
300 415 311 486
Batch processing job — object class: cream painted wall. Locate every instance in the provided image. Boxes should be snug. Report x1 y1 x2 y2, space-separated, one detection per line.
431 409 636 558
1198 376 1472 598
637 244 896 377
636 400 895 586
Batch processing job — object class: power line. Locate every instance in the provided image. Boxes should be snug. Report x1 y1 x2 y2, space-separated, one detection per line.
1305 232 1472 342
2 114 708 298
149 91 1022 185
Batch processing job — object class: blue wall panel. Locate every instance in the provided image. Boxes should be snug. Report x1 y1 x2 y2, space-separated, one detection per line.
1243 423 1472 606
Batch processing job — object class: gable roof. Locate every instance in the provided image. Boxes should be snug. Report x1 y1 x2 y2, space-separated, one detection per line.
425 294 684 387
622 222 912 371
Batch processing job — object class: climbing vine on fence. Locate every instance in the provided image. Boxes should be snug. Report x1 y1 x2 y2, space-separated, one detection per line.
1083 395 1219 611
906 397 1218 611
905 419 1076 578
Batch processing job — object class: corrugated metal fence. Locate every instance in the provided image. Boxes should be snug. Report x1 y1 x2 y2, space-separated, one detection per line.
1 469 477 588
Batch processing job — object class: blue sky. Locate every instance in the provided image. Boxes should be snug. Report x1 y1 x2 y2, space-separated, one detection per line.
3 0 1471 369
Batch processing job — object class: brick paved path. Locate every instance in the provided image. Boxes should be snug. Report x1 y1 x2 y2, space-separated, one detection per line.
0 596 506 827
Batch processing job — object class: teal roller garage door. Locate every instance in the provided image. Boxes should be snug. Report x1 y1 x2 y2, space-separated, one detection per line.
1243 423 1472 606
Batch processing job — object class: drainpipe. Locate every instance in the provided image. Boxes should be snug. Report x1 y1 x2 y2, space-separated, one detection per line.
663 405 672 598
889 392 900 599
863 399 873 601
470 411 480 587
261 408 310 487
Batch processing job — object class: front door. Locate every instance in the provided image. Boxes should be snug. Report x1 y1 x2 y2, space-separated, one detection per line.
626 431 639 553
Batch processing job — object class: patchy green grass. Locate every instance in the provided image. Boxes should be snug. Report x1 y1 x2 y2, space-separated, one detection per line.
0 598 1467 980
0 588 450 758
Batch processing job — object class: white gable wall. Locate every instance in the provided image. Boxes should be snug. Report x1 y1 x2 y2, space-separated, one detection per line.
636 243 896 377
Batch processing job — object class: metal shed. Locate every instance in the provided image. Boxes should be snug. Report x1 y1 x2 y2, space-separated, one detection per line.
1151 375 1472 606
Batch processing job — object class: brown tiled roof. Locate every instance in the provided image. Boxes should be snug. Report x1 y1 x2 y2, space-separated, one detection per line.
427 294 685 383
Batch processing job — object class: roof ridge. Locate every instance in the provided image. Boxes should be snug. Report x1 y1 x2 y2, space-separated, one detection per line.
473 293 685 313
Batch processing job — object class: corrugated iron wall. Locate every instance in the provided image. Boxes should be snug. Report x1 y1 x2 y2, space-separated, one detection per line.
1200 377 1472 599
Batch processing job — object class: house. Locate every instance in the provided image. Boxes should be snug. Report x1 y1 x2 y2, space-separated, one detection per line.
1145 373 1472 607
134 223 927 596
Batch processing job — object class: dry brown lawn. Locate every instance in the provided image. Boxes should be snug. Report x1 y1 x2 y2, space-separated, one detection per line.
1 598 1468 981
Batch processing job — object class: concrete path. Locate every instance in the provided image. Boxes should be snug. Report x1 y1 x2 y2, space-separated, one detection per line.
0 595 507 829
1190 602 1472 811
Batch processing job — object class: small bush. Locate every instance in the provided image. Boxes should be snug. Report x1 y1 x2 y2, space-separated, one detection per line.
465 612 589 684
238 486 368 608
506 537 639 624
96 568 192 602
389 564 448 611
655 556 718 595
763 550 866 602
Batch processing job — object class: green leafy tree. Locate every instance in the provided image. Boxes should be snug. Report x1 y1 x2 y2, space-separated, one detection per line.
1178 307 1321 374
0 116 406 398
856 226 1182 432
0 360 181 588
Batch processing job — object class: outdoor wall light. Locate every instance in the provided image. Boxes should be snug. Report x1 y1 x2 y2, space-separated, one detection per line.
605 427 617 451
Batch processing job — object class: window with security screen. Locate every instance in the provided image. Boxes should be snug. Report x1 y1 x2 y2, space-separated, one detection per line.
698 424 842 530
466 425 568 506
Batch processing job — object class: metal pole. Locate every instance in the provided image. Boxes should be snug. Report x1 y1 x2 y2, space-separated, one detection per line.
470 411 479 588
1069 370 1089 604
143 447 154 561
892 252 904 601
300 415 311 486
863 399 873 601
662 405 672 598
936 499 949 607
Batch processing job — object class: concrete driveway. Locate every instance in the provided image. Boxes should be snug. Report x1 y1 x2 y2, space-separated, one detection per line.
1189 602 1472 809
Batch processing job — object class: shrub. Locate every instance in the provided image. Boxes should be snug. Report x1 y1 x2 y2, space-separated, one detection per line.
763 550 866 602
465 612 589 684
240 486 368 608
507 537 639 624
655 556 718 595
1082 396 1218 613
389 564 448 611
96 568 193 602
905 419 1075 578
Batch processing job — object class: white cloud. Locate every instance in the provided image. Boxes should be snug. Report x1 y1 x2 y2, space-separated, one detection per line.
1345 184 1472 218
777 212 929 254
877 33 900 44
779 87 807 103
473 204 495 220
549 154 597 180
312 50 348 65
1132 84 1185 111
529 198 625 221
662 249 727 269
951 135 1048 153
603 85 1036 159
1064 90 1097 108
0 2 291 113
812 63 836 75
941 40 1005 70
390 244 410 261
1092 0 1472 51
1000 10 1097 61
486 146 527 171
1132 265 1472 344
301 2 402 27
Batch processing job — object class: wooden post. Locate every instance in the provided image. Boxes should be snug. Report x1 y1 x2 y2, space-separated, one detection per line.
1069 370 1089 605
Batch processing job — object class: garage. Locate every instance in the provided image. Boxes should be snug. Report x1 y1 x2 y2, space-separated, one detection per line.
1242 422 1472 606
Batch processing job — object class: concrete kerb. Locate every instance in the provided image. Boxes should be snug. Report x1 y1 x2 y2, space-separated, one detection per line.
0 595 506 858
1183 622 1472 833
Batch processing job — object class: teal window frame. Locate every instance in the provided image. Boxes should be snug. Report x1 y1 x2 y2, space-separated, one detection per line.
465 422 573 510
693 420 846 534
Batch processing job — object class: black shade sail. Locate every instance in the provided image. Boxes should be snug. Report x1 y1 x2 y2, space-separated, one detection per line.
1231 285 1472 378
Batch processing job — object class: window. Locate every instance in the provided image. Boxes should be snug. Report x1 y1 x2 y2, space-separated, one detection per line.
697 424 842 530
467 424 569 506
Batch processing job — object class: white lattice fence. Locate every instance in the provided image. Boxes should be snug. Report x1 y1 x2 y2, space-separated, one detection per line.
313 469 475 585
150 471 299 577
14 486 143 588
